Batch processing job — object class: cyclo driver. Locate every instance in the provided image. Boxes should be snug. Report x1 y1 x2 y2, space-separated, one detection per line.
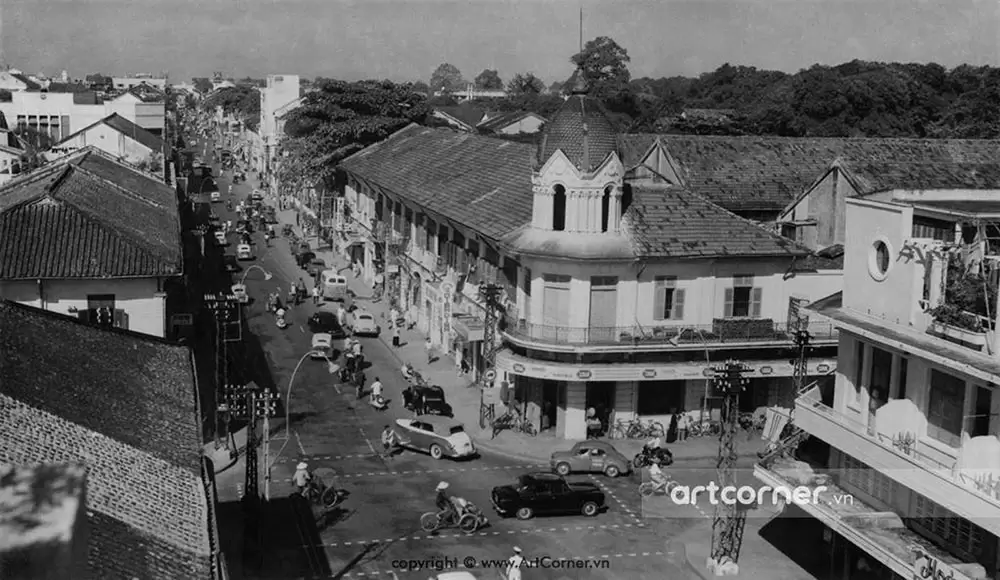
648 458 669 491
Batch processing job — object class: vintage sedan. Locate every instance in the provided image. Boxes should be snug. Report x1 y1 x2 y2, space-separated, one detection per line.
307 311 347 339
306 258 327 278
351 310 379 336
550 440 631 478
311 333 333 360
394 415 476 460
213 230 228 246
491 473 605 520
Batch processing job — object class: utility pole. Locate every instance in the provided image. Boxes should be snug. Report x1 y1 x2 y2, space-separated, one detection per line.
205 292 241 449
792 328 812 396
478 284 504 429
708 360 752 575
256 388 279 501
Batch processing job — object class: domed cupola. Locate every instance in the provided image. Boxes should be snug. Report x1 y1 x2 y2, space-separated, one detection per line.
529 68 626 235
536 73 618 173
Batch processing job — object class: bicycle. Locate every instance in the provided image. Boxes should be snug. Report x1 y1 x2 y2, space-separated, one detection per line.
516 417 538 436
610 420 631 440
626 419 665 439
689 420 721 437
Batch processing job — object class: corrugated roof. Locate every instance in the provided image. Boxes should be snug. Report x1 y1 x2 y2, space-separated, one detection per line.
621 185 808 258
0 148 181 279
339 124 534 241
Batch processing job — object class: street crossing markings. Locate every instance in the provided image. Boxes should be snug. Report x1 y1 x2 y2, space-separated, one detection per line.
313 523 647 548
588 475 644 524
274 464 548 480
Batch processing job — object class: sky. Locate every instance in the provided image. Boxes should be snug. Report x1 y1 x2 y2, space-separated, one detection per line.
2 0 997 84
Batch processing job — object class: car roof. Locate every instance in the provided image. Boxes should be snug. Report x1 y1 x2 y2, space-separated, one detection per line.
573 440 616 451
356 312 373 318
435 573 478 580
310 258 326 263
413 414 462 427
312 333 332 342
523 472 564 481
313 311 337 320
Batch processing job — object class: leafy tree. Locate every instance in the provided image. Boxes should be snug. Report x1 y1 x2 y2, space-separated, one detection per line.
0 89 11 103
278 79 430 194
569 36 632 100
192 77 213 93
506 73 545 96
200 86 260 131
490 93 564 118
474 69 504 90
14 126 54 172
429 63 465 94
547 81 564 95
85 73 111 87
411 81 430 95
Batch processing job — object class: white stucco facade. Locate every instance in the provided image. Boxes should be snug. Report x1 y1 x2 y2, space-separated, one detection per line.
47 122 159 164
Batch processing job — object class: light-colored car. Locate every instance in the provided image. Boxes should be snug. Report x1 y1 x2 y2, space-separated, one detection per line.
210 191 221 202
352 310 379 336
311 333 332 360
236 243 253 260
550 440 631 478
214 230 228 246
231 283 248 304
395 415 476 460
431 573 480 580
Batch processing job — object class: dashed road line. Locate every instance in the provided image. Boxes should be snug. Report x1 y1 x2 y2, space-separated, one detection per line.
588 475 643 523
273 464 546 481
308 522 648 549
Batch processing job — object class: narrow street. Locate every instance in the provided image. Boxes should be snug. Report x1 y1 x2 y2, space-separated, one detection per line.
193 137 706 579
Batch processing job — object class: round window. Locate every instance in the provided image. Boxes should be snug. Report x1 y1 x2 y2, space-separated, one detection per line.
868 239 892 281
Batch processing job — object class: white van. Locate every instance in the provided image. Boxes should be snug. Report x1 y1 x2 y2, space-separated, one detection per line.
321 269 348 302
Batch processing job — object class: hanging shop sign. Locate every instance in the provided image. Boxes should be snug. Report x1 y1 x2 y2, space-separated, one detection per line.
816 363 831 373
911 546 971 580
440 282 454 339
495 353 838 383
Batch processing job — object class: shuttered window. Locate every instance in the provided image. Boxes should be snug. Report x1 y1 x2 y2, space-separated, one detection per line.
653 276 685 320
724 275 762 318
425 218 436 252
912 494 985 561
927 370 966 446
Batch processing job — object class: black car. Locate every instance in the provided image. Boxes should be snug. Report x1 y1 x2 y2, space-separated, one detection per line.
404 385 452 416
491 473 605 520
307 311 347 338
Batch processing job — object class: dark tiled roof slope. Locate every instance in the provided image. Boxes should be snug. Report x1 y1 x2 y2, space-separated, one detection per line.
127 84 166 103
537 95 617 172
0 301 203 474
620 186 808 258
478 111 543 133
340 125 534 241
0 148 181 278
101 113 167 154
619 134 1000 211
0 395 213 580
11 74 41 90
435 105 487 129
839 160 1000 194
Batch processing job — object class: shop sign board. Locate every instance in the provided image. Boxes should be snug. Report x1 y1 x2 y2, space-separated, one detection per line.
496 355 837 382
440 282 454 339
911 546 970 580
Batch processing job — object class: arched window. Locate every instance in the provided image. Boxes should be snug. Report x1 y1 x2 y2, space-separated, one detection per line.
552 185 566 231
601 186 612 232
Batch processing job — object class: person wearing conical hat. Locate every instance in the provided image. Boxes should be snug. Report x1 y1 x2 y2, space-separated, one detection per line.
293 462 311 495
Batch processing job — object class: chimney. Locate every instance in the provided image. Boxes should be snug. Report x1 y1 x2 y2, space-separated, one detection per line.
0 463 89 580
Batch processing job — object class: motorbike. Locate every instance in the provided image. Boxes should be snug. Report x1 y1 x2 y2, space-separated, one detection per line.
276 310 289 329
420 498 489 533
295 473 344 508
369 394 388 410
632 446 674 469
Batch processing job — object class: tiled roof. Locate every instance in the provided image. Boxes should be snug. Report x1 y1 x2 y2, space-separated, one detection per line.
0 301 203 473
10 74 41 90
435 105 488 130
0 396 212 579
620 185 808 258
0 147 182 279
100 113 167 154
339 124 534 241
127 84 166 103
618 134 1000 212
837 160 1000 194
477 111 544 133
72 91 100 105
537 94 617 172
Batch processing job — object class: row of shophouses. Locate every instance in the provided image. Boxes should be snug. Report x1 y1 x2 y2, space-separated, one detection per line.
321 83 1000 580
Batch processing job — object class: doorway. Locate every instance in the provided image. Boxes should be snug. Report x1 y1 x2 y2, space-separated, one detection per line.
586 382 615 434
542 380 560 432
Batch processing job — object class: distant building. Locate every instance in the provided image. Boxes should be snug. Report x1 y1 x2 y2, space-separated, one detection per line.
431 104 495 132
436 83 507 102
106 85 167 134
0 147 183 337
46 112 166 165
477 111 547 135
0 70 41 92
111 74 167 91
258 74 300 174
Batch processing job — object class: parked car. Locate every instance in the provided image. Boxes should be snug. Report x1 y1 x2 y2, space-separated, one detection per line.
311 333 333 360
394 415 476 460
491 473 605 520
550 441 631 478
237 243 253 260
210 191 221 203
208 212 221 224
214 230 228 246
296 248 316 268
351 310 379 336
231 283 249 304
307 311 347 339
306 258 327 278
404 385 452 416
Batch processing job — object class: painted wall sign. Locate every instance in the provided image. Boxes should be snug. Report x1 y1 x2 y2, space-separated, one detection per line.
760 366 773 375
513 363 525 373
642 369 657 378
577 370 592 379
816 363 831 373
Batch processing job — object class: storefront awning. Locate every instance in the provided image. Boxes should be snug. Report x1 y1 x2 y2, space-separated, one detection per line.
453 315 485 342
495 349 836 382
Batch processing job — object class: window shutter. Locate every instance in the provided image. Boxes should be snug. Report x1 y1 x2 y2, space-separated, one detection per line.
723 288 735 318
672 289 686 320
653 284 667 320
750 288 763 318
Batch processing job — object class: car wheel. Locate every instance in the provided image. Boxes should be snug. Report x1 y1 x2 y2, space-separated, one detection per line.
515 507 533 520
429 444 444 460
604 465 620 478
581 501 599 517
555 462 572 476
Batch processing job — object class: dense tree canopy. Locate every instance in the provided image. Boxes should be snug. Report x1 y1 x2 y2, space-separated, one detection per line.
278 79 430 193
506 73 545 96
474 69 503 90
201 85 260 131
429 63 465 93
570 36 632 101
192 77 213 94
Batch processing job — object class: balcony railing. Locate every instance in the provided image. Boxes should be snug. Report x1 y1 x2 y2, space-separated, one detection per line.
500 318 837 347
797 385 1000 505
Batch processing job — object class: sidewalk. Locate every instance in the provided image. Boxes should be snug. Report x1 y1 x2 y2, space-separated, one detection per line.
269 206 768 465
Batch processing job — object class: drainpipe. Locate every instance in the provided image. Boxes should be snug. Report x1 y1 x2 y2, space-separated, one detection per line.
36 279 44 309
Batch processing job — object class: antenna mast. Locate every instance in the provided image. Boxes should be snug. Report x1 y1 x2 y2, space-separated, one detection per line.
579 4 583 52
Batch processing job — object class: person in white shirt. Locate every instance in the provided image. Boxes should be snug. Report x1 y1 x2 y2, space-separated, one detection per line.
292 462 311 495
506 546 528 580
370 377 383 403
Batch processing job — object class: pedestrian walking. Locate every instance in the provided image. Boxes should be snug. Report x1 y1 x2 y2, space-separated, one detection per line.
506 547 528 580
392 325 401 348
425 337 434 365
389 307 398 327
312 285 320 305
288 283 297 306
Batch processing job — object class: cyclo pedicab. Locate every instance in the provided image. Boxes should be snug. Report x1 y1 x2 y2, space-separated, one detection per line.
420 483 489 534
293 464 345 509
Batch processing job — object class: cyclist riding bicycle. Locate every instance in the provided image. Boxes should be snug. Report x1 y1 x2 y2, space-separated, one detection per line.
435 481 457 524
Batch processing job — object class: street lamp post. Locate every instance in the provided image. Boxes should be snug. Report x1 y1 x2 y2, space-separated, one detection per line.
239 265 273 286
283 351 339 441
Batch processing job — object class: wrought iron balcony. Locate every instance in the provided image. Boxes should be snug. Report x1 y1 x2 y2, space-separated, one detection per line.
500 318 837 347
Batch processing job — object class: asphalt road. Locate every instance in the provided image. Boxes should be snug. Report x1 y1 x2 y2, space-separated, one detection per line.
193 135 748 580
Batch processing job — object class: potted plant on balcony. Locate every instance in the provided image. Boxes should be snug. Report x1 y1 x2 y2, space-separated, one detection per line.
927 260 993 349
928 303 987 347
